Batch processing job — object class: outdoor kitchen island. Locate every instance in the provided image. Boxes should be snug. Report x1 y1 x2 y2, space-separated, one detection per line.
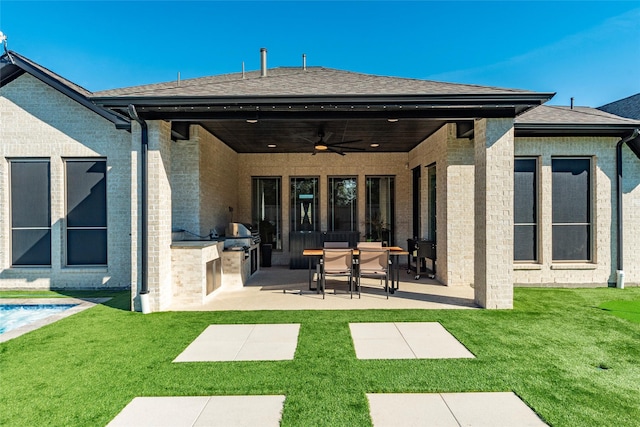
170 240 224 306
170 239 260 307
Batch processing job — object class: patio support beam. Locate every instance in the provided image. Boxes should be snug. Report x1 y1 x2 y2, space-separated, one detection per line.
473 118 514 309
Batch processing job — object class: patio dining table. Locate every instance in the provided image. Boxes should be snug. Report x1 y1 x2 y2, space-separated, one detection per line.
302 247 409 293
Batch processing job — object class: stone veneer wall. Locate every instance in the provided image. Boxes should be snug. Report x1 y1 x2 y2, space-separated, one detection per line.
514 136 640 287
0 74 132 289
236 151 412 266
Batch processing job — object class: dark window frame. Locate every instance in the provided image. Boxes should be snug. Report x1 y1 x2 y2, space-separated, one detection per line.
251 176 282 251
551 156 592 262
9 159 52 267
514 157 539 262
290 176 320 232
365 175 396 245
64 158 108 266
327 176 358 232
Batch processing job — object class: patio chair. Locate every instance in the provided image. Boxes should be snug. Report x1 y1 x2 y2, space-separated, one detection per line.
357 248 390 299
321 248 354 299
357 241 383 249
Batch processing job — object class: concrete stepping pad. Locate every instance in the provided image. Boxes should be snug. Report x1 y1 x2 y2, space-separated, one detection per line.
174 324 300 362
350 322 475 359
367 392 548 426
107 395 285 427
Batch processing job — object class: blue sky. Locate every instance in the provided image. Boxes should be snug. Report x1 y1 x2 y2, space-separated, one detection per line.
1 1 638 107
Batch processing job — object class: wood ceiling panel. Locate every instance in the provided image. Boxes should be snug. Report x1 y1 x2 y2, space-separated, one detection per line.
199 119 446 153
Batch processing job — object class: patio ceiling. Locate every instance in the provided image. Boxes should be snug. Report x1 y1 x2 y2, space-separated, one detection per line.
195 118 449 153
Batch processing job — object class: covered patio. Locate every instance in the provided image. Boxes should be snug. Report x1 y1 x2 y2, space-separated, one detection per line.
91 50 554 312
168 266 477 311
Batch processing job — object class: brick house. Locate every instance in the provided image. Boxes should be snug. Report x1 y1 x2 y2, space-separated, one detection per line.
2 49 639 311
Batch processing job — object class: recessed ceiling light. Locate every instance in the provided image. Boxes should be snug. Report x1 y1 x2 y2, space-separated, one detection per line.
267 144 277 148
387 118 399 123
370 143 380 148
246 119 258 124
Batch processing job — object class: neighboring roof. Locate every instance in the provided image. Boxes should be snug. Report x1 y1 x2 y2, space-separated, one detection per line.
93 66 542 98
0 51 130 129
515 105 640 137
598 93 640 120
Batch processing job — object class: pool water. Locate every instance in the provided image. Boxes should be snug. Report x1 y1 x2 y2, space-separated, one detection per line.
0 304 78 334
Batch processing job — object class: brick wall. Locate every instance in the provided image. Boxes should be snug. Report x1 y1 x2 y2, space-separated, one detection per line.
514 136 640 287
0 74 132 289
236 150 412 266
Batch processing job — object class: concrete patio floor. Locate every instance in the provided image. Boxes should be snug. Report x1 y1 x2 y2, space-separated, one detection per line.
169 266 478 311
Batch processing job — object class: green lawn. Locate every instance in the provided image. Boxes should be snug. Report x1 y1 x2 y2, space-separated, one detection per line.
1 287 639 426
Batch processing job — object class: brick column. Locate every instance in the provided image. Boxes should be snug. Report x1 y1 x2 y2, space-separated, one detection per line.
145 120 173 311
474 118 514 309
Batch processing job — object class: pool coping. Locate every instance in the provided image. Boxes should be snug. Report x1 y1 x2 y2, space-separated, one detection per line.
0 297 110 343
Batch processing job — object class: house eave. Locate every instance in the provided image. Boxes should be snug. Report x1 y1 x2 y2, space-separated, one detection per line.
92 92 554 108
92 93 554 122
514 123 640 138
2 51 131 131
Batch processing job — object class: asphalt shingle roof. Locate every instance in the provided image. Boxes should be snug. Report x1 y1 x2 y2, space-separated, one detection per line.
516 105 640 126
93 66 541 97
598 93 640 120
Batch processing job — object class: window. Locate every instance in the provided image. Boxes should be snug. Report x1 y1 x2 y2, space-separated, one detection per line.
290 177 319 232
426 165 436 242
66 160 107 265
328 177 357 231
514 158 538 261
252 177 282 250
552 158 591 261
365 176 395 245
10 160 51 266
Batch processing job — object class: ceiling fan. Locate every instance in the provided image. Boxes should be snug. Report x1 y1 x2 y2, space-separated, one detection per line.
308 129 364 156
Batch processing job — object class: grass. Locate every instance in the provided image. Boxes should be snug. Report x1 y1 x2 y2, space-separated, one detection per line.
598 299 640 324
1 287 640 426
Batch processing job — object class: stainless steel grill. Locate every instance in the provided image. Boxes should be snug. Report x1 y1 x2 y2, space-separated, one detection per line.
224 223 261 249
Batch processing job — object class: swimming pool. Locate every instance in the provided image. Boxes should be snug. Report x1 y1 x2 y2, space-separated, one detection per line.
0 304 78 334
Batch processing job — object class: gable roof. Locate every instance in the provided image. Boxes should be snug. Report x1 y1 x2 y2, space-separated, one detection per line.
1 51 130 129
598 93 640 120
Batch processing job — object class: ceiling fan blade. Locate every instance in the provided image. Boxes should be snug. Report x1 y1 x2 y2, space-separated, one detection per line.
326 146 346 156
329 139 363 146
339 146 366 152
